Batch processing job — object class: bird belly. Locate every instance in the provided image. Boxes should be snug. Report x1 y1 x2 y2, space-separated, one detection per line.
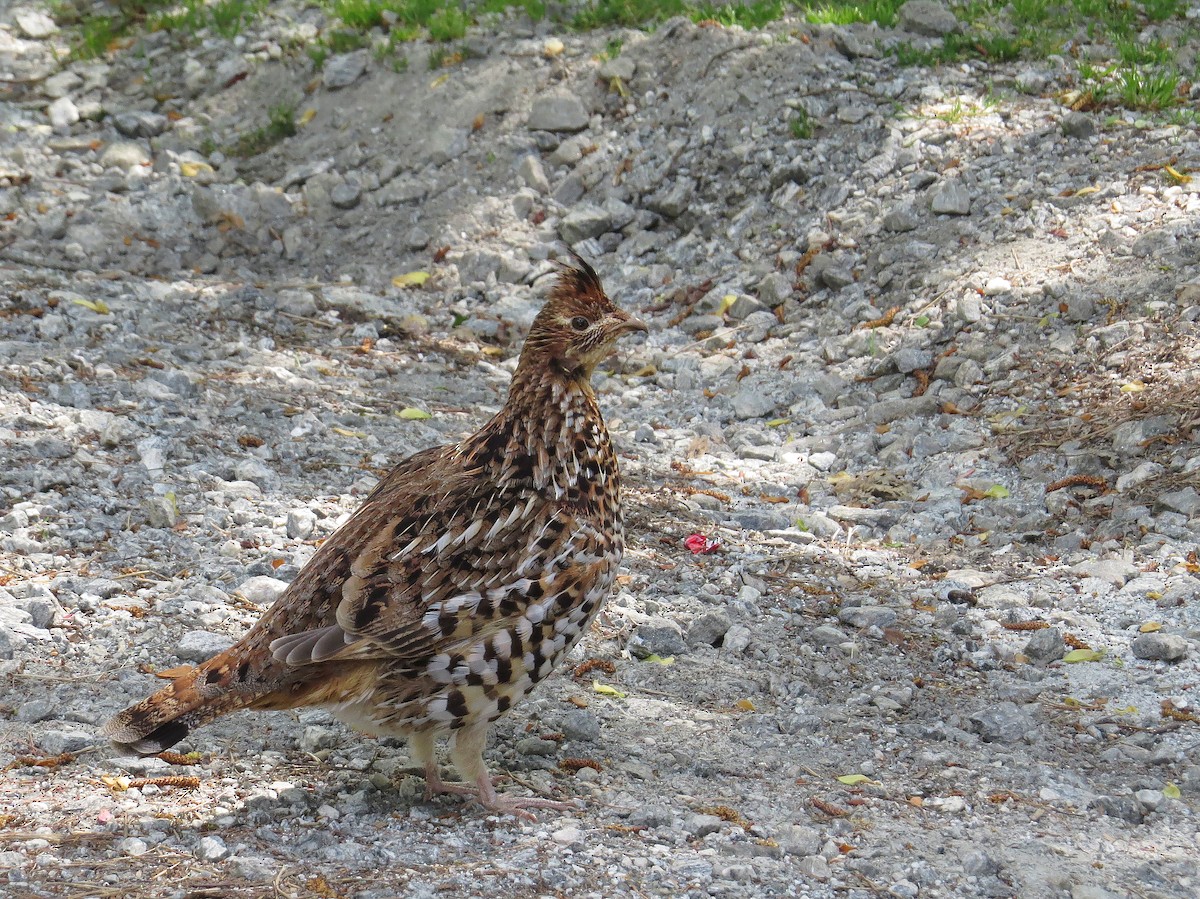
327 561 617 741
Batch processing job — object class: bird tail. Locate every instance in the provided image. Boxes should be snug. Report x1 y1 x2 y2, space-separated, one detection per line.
102 651 265 756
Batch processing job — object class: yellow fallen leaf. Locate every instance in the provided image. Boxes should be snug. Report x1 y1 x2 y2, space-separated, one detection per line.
101 774 131 791
592 680 627 699
72 298 111 314
1139 621 1162 633
718 294 737 316
1120 381 1146 393
1163 783 1181 800
610 75 629 99
429 73 450 89
837 774 875 786
180 161 214 178
396 407 431 420
735 698 756 711
297 108 317 126
643 654 674 666
633 364 657 377
331 427 366 438
543 37 564 57
392 271 430 288
1063 648 1105 663
983 484 1010 499
1073 185 1100 197
1164 166 1191 185
766 418 790 428
1146 591 1163 600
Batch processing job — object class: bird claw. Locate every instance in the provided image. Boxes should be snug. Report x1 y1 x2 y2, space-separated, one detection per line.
423 765 576 819
478 794 578 822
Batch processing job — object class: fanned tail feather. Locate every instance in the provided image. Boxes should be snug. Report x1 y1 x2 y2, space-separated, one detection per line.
102 655 262 756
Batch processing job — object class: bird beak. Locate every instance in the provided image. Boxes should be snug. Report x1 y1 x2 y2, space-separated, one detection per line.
612 312 648 336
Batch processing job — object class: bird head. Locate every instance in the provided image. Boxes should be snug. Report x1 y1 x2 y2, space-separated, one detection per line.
520 253 647 380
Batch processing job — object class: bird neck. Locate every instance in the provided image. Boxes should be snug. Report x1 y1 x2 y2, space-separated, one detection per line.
464 363 610 493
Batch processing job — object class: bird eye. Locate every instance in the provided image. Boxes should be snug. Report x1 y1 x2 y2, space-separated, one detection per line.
570 316 590 331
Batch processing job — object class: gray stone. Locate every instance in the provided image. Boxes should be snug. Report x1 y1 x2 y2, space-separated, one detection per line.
16 699 55 722
1023 627 1063 664
968 701 1034 743
883 203 920 231
1111 415 1175 455
687 611 732 647
1134 788 1164 812
598 56 636 81
527 91 589 132
777 824 821 856
196 835 228 861
891 347 932 373
1131 633 1189 662
648 177 696 219
838 605 897 629
100 141 150 170
559 205 613 244
1156 487 1200 517
809 624 850 648
300 725 339 752
898 1 960 36
17 10 59 38
628 617 686 658
1063 293 1095 322
48 96 79 130
560 708 600 742
627 805 674 828
39 728 96 755
234 458 280 490
144 495 180 528
1093 795 1143 823
176 630 233 662
552 172 586 206
832 28 881 59
323 50 369 89
228 856 278 882
956 291 983 323
756 272 793 307
43 71 82 99
684 813 724 838
237 576 289 605
962 850 1000 876
422 126 468 166
931 179 971 215
1062 112 1095 139
726 294 767 321
1071 558 1138 587
731 386 776 420
797 855 831 879
1071 886 1121 899
330 181 362 209
286 508 317 539
112 111 169 138
515 737 557 756
723 624 752 654
518 154 550 193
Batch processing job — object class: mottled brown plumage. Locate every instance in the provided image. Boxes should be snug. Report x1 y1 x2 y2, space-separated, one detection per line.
103 255 646 817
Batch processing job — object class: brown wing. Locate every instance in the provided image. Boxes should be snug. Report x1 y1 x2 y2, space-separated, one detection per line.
259 443 565 669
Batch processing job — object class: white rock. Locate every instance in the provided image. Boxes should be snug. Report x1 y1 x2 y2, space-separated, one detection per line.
16 10 59 38
47 96 79 130
196 835 228 861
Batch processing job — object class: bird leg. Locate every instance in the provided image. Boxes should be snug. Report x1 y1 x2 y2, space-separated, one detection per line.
448 723 578 820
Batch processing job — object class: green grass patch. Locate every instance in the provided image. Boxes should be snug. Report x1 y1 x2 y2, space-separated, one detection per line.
788 107 813 138
229 102 297 157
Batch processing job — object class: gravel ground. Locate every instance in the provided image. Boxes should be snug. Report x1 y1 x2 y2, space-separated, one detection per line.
2 3 1200 898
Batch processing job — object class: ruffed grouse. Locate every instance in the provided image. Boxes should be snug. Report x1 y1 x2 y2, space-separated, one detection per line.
104 255 646 817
